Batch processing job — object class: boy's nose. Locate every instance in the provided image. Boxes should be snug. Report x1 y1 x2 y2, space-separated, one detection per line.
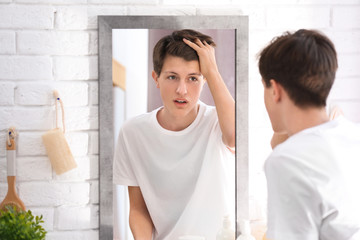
176 80 187 95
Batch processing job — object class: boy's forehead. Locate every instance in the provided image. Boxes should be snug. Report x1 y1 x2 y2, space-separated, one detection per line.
163 54 199 65
163 54 199 63
157 55 201 76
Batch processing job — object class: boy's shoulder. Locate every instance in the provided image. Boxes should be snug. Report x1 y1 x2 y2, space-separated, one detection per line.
273 117 359 154
121 109 158 132
199 101 217 116
267 117 360 178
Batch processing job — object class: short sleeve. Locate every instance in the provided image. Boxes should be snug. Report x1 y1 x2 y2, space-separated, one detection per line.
265 153 320 240
113 129 138 186
207 105 234 155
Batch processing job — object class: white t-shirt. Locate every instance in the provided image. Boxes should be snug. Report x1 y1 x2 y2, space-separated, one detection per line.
113 102 235 240
265 116 360 240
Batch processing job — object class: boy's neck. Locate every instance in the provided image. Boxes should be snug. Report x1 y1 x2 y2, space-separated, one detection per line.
285 106 329 136
157 104 200 131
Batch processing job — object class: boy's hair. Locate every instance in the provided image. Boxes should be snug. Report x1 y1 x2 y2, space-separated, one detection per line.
258 29 338 108
153 29 216 76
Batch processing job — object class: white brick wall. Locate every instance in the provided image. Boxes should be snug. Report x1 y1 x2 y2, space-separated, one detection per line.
55 6 89 30
55 205 98 230
17 157 53 181
15 83 54 106
53 56 98 80
0 56 52 80
0 158 7 182
0 82 15 105
0 31 15 54
45 230 99 240
333 6 360 29
0 1 359 239
87 6 127 29
0 108 53 131
19 182 90 206
267 6 331 29
18 31 89 55
0 5 55 29
31 207 55 231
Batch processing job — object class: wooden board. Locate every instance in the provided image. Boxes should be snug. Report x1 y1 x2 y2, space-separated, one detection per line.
112 58 126 91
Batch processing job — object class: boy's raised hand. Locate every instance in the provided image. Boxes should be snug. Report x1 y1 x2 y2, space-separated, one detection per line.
183 38 219 79
183 37 235 149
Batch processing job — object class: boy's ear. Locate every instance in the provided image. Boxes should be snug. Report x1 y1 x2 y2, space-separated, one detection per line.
152 70 160 88
270 79 282 103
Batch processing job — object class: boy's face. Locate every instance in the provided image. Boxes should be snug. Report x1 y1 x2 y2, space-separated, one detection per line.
152 55 205 119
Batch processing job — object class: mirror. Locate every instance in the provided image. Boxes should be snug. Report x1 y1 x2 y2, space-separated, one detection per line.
99 16 248 240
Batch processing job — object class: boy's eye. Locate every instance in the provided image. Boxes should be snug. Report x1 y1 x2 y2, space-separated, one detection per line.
167 75 177 80
189 77 198 82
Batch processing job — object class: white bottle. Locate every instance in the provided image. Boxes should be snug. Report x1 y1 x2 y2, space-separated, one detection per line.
236 220 255 240
216 216 235 240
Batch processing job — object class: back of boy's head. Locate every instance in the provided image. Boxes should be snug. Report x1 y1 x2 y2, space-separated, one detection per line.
258 29 338 108
153 29 216 76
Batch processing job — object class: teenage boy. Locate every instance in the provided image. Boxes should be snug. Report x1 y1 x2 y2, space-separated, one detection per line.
113 29 235 240
259 29 360 239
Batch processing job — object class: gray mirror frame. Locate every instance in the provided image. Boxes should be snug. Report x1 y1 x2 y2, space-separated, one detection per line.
98 15 249 239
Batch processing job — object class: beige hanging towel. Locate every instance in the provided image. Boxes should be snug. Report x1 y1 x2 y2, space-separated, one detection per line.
42 90 77 175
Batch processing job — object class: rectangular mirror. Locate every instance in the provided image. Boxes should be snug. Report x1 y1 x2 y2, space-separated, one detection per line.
99 15 248 239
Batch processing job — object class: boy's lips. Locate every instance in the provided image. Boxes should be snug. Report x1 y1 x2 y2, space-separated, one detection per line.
174 98 188 103
174 98 188 106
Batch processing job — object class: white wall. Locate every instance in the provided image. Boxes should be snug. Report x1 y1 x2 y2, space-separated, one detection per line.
0 1 359 239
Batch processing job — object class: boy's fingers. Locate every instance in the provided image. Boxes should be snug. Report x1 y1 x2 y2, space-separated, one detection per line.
183 38 206 48
184 38 213 53
183 38 200 50
196 38 213 51
195 38 204 46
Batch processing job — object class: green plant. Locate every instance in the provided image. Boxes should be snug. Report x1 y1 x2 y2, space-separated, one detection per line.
0 205 47 240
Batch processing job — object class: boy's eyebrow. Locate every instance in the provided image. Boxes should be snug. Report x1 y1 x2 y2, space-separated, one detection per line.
163 71 178 75
163 71 202 76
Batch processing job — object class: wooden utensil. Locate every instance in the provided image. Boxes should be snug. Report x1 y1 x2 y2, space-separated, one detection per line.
0 130 26 211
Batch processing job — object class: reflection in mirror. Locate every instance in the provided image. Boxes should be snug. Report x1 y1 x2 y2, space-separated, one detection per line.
99 16 248 240
113 29 236 240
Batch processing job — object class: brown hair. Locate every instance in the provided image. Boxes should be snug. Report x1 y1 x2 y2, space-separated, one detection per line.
258 29 338 108
153 29 216 76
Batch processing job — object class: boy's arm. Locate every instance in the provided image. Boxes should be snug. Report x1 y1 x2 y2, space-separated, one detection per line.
128 186 154 240
184 38 235 148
